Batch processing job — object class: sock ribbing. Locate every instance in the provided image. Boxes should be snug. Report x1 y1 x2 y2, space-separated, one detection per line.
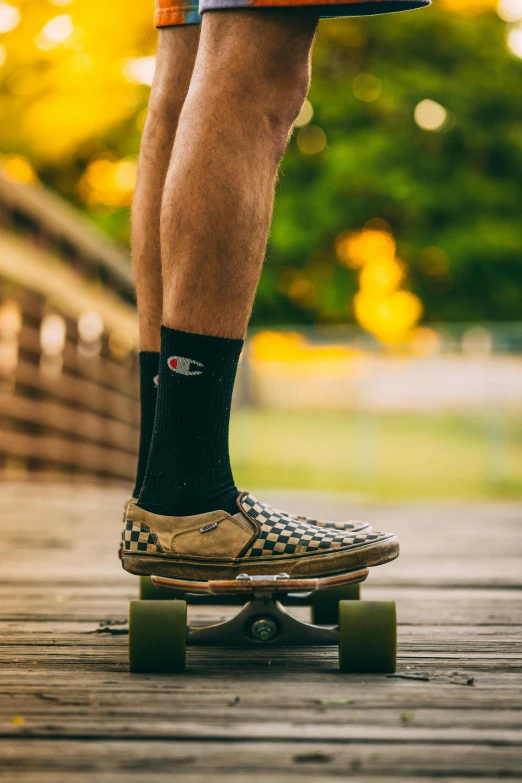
137 326 242 517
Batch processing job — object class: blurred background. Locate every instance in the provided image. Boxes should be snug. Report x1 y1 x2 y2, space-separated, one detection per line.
1 0 522 500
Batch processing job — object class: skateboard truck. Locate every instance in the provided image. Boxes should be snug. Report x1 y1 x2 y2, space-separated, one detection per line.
186 594 340 647
129 567 397 674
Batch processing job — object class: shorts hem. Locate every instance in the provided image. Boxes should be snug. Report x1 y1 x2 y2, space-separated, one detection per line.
199 0 430 16
155 7 201 26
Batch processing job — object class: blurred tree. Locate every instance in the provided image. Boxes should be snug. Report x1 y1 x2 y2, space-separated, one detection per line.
1 0 522 329
265 2 522 326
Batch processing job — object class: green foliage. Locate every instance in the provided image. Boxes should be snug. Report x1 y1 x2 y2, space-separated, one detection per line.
255 6 522 324
34 6 522 325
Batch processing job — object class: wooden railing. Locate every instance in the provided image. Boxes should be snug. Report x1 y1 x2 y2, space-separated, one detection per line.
0 282 138 481
0 171 138 482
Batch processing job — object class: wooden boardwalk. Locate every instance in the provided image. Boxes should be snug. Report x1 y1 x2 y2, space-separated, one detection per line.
1 482 521 782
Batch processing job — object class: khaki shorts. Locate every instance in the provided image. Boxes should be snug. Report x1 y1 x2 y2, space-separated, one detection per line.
155 0 429 27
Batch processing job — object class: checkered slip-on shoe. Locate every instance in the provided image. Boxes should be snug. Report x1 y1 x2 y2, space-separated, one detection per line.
268 506 371 533
121 491 398 581
123 497 371 533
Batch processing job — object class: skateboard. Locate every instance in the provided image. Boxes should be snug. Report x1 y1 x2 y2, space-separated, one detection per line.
138 573 361 623
129 569 396 674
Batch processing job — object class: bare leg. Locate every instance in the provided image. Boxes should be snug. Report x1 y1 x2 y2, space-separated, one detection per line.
131 25 200 498
161 10 318 339
132 25 200 352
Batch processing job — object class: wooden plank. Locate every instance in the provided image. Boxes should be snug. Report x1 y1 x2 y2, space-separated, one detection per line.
0 484 521 781
0 777 513 783
5 687 522 720
1 587 521 625
1 740 521 776
2 778 514 783
2 624 522 655
2 721 522 744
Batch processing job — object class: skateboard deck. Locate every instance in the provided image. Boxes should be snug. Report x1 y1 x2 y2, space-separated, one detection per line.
151 567 368 595
129 569 396 675
139 568 364 608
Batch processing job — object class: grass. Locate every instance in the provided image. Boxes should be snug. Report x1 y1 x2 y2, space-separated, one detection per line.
230 409 522 501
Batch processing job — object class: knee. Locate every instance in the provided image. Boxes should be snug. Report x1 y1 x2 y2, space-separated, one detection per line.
201 12 316 158
247 57 311 163
230 50 312 162
264 57 312 136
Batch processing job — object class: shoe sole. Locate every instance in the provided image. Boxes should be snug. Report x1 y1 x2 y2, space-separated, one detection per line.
122 535 399 581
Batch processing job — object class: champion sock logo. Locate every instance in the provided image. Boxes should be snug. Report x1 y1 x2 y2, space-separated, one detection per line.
153 375 159 387
167 355 204 376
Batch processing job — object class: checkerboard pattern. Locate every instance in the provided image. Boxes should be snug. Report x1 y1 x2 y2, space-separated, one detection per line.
239 493 383 558
272 509 369 532
122 519 164 554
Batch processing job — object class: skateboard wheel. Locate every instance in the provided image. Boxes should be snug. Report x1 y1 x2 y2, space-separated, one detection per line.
310 583 361 625
338 600 396 674
129 599 187 673
139 576 182 600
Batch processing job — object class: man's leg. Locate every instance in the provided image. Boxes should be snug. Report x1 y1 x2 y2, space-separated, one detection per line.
124 10 399 581
131 25 200 498
137 10 318 516
161 10 318 340
132 25 200 352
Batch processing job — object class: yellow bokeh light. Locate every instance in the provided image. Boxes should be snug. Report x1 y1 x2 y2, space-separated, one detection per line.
359 256 405 294
123 56 156 86
297 125 327 155
0 3 20 34
79 157 137 207
1 154 37 183
294 99 314 129
336 229 396 269
414 99 448 132
498 0 522 21
113 160 137 191
507 26 522 58
354 290 423 344
250 331 362 379
35 14 74 51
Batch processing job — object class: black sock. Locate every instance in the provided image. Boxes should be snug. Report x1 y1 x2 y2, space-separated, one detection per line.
132 351 160 498
138 326 242 517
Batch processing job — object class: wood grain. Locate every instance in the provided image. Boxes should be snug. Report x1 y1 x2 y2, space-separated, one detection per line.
0 484 521 781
